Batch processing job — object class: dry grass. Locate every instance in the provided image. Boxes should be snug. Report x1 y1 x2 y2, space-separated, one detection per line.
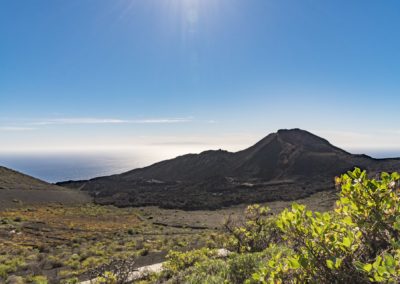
0 189 337 283
0 204 218 283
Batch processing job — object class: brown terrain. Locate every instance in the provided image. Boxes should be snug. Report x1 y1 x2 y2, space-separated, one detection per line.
1 129 398 282
59 129 400 210
0 166 91 209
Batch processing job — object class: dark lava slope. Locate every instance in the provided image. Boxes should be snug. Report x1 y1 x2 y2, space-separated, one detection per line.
58 129 400 210
0 166 91 209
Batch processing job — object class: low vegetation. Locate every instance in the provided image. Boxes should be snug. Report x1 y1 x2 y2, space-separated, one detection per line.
147 168 400 283
2 168 399 283
0 204 220 283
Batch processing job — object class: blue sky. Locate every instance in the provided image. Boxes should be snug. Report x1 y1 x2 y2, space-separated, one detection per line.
1 0 400 156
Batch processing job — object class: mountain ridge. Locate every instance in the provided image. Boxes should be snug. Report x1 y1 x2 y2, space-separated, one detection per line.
58 129 400 210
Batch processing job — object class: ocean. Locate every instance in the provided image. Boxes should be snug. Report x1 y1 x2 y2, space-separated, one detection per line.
0 149 399 183
0 150 171 183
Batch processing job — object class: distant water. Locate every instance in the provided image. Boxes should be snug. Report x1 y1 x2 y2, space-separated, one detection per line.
0 151 161 183
351 150 400 159
0 148 399 183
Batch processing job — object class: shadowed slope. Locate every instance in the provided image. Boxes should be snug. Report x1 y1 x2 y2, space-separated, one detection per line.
59 129 400 210
0 166 91 209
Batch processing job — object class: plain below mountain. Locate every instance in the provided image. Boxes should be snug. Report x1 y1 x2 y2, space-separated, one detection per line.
58 129 400 210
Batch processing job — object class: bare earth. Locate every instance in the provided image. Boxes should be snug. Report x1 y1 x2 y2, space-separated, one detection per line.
138 189 338 230
0 166 91 210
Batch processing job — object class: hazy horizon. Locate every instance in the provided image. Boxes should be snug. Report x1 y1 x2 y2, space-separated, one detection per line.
1 0 399 179
2 2 400 282
1 130 400 182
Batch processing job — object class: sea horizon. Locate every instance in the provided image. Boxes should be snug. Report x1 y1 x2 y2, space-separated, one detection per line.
1 147 399 183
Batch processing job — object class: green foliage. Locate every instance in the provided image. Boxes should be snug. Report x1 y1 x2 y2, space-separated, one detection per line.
81 256 107 269
60 277 79 284
254 168 400 283
336 169 400 255
0 264 8 279
163 248 219 275
227 252 266 284
164 254 262 284
3 168 399 284
31 275 48 284
93 271 117 284
153 169 400 284
0 204 213 283
170 258 229 284
225 205 279 253
159 246 290 283
0 256 26 280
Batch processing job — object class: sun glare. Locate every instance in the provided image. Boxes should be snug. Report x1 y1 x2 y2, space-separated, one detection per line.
162 0 224 34
167 0 201 28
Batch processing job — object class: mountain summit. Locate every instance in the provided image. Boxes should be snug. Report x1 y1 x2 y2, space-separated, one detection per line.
117 129 382 182
59 129 400 210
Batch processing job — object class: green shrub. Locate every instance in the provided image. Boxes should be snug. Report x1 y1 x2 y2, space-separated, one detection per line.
174 259 229 284
225 204 279 253
93 271 117 284
64 254 81 270
31 275 48 284
60 277 79 284
159 244 291 283
0 256 26 280
163 248 218 274
152 169 400 284
81 256 106 269
228 253 265 283
254 168 400 283
0 264 9 279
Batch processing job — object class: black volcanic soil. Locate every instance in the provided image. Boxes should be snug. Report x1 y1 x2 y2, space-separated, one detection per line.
58 129 400 210
0 166 91 210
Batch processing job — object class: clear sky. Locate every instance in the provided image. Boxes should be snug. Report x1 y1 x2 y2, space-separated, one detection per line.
1 0 400 157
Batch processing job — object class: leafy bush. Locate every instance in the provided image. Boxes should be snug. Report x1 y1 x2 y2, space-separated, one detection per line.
153 168 400 284
254 168 400 283
228 253 265 283
168 258 229 284
93 271 117 284
60 277 79 284
0 256 26 280
225 204 279 253
89 257 136 284
164 254 263 284
31 275 48 284
0 264 9 279
160 247 292 283
162 248 219 275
